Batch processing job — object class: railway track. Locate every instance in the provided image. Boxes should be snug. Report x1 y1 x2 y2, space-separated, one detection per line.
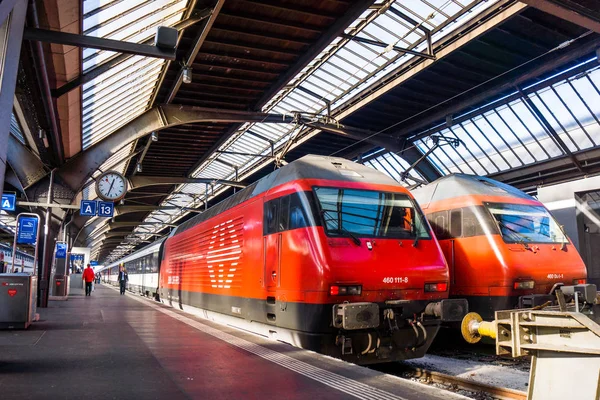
400 366 527 400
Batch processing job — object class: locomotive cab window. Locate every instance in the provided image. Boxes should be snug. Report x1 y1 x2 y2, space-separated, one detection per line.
485 202 568 244
313 187 430 239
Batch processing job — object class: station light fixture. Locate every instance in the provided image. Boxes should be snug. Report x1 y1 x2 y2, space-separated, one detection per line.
151 132 158 142
136 163 143 173
182 66 192 84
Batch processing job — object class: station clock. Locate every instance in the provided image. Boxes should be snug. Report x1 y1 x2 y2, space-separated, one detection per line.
95 171 128 202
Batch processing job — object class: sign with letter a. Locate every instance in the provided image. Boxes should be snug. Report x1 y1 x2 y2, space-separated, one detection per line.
80 200 97 216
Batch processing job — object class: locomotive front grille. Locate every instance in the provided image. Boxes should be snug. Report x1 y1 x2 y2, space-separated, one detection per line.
333 302 380 330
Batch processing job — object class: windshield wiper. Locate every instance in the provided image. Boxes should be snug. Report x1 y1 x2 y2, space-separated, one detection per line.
405 217 419 248
320 209 361 246
496 220 531 249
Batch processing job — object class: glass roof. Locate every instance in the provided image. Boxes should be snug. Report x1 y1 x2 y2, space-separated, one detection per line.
413 60 600 176
10 112 25 144
104 0 502 261
81 0 188 150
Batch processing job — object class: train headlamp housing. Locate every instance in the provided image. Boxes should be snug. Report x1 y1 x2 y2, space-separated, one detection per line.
330 285 362 296
514 280 535 290
424 282 448 292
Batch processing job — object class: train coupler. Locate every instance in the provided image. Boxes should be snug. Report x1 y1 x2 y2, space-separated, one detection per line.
424 298 468 322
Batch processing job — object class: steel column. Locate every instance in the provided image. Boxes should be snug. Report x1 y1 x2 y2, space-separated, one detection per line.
0 0 27 197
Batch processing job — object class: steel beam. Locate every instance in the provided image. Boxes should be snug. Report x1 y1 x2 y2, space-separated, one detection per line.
340 33 436 60
128 175 246 190
520 90 584 172
43 106 384 195
0 0 18 26
52 10 210 98
0 0 27 198
332 2 527 133
23 28 177 60
397 33 600 140
7 134 47 188
166 0 225 103
254 0 374 108
520 0 600 33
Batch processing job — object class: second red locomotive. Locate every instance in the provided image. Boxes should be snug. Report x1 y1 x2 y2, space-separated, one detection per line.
412 174 587 321
159 155 466 364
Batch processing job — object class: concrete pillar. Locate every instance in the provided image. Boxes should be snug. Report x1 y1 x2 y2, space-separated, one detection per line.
0 0 27 196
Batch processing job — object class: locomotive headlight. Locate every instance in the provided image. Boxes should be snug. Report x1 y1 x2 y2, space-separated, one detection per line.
330 285 362 296
573 278 587 285
514 280 535 290
424 282 448 292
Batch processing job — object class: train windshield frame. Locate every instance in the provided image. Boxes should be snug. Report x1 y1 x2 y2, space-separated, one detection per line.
313 187 431 240
485 202 568 244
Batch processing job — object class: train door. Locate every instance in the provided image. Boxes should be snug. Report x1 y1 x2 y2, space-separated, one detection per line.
263 199 280 324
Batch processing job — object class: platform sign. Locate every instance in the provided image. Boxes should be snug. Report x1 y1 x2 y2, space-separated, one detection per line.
80 200 97 217
16 216 39 245
1 193 16 211
55 242 67 259
97 201 114 218
90 260 99 266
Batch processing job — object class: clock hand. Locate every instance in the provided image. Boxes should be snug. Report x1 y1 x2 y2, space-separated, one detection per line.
107 178 115 197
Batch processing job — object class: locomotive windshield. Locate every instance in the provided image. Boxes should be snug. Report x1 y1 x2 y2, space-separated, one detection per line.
313 187 430 239
485 202 568 244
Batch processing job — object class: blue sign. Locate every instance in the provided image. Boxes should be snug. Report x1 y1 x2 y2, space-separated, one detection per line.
90 260 99 266
1 193 16 211
80 200 97 216
71 254 84 261
97 201 114 218
55 243 67 259
17 216 38 244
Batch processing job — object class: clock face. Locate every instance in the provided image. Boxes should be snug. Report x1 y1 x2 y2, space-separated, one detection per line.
96 171 127 201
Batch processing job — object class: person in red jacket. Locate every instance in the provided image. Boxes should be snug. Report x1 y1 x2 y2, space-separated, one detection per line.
83 264 95 297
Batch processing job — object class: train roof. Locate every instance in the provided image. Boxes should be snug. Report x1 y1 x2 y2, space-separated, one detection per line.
412 174 533 209
173 155 401 237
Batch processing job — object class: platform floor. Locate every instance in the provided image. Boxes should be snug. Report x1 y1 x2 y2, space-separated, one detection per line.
0 284 470 400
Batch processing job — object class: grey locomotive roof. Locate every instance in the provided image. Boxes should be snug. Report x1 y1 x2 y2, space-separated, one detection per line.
171 155 402 237
412 174 532 209
252 154 400 195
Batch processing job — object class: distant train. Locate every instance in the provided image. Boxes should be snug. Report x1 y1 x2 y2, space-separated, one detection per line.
103 155 467 364
0 243 36 273
103 239 163 296
412 174 587 320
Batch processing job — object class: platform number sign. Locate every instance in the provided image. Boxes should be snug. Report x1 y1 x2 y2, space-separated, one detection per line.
97 201 114 218
80 200 97 216
1 193 16 211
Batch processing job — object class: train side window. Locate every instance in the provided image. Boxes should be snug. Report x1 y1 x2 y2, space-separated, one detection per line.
434 213 448 239
463 207 483 237
279 196 290 231
450 209 462 238
264 200 279 235
289 193 309 229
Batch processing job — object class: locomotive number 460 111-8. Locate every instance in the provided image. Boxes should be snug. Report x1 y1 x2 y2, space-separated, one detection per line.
382 277 409 284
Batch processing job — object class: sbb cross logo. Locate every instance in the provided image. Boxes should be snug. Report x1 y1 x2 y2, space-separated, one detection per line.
7 289 17 297
1 282 8 286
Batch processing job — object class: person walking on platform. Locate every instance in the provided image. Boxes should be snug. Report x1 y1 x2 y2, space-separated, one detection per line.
83 264 95 297
118 266 128 295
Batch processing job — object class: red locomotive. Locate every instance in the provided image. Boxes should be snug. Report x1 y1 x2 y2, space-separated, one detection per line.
158 155 466 364
412 174 587 321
